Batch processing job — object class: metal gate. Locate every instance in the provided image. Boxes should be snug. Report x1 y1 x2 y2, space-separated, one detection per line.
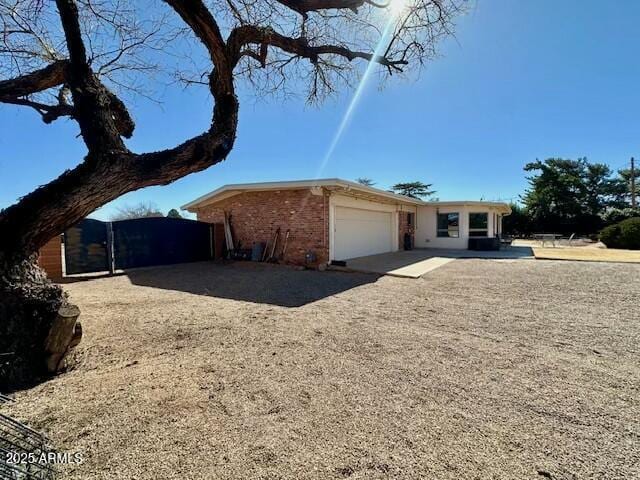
113 217 212 269
63 217 214 275
63 218 109 274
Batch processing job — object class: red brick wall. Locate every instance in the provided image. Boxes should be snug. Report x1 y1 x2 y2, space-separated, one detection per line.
212 223 226 260
398 210 415 250
38 235 63 280
196 189 330 265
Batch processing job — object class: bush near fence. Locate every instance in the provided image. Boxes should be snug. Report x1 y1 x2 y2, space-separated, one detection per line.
600 217 640 250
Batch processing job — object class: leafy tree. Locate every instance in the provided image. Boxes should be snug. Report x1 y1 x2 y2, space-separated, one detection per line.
522 158 617 235
0 0 462 387
609 167 640 208
110 202 164 221
601 207 640 225
356 178 375 187
583 163 617 216
167 208 183 219
502 203 532 236
391 181 436 199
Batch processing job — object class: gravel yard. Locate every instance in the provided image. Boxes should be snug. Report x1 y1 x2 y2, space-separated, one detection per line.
5 259 640 479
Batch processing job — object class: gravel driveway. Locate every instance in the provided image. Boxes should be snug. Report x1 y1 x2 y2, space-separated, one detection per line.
5 259 639 479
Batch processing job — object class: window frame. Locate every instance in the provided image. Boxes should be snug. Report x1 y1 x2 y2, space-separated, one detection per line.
468 212 489 237
437 212 460 238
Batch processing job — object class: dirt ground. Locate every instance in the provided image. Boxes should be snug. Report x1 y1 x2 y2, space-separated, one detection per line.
5 259 640 479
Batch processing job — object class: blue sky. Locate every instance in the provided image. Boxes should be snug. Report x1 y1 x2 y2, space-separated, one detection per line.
1 0 639 220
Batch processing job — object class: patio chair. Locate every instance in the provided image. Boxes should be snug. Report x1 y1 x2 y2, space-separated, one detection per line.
500 235 514 249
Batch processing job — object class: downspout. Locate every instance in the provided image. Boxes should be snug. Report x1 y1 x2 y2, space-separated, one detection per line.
324 189 328 259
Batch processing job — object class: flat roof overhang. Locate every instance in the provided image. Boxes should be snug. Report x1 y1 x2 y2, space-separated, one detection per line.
181 178 424 212
181 178 511 215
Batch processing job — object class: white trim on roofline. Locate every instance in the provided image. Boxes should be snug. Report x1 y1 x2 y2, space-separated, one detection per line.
181 178 424 210
181 178 511 214
424 201 511 214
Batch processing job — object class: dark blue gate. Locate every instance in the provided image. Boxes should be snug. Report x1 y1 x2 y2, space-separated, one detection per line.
63 217 213 275
63 219 109 274
113 217 212 269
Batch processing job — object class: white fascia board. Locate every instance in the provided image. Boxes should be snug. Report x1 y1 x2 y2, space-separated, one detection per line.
423 201 511 214
181 178 424 211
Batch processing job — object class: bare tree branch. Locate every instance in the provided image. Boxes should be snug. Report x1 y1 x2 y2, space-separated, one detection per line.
276 0 388 16
0 60 68 97
55 0 132 151
0 95 74 123
227 25 408 71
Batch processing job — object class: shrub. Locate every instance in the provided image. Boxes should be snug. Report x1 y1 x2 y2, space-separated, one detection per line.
619 217 640 250
600 223 622 248
600 217 640 249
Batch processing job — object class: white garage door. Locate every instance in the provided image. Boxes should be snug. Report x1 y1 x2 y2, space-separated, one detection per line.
334 207 394 260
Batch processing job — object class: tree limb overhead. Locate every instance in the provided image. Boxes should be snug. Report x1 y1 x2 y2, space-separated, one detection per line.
227 25 408 71
0 60 69 97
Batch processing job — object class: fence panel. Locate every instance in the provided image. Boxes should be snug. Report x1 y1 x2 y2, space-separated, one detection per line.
63 219 109 275
112 217 212 270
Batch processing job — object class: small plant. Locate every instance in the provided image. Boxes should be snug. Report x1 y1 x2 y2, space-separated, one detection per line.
600 217 640 250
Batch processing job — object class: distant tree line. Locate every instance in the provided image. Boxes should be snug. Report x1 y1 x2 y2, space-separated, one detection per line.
110 202 183 221
356 178 436 199
504 157 639 236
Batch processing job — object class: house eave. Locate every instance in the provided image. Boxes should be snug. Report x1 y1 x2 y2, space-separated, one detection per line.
181 178 424 212
181 178 511 214
424 201 512 215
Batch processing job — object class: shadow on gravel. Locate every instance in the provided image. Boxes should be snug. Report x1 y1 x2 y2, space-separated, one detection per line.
125 261 380 307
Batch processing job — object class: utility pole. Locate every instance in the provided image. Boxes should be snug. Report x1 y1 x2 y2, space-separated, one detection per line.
632 157 637 208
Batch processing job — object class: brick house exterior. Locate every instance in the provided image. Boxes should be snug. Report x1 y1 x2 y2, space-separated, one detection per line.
183 179 510 265
196 189 331 265
398 210 416 251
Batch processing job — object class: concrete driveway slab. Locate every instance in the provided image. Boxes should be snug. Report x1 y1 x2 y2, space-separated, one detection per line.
342 247 533 278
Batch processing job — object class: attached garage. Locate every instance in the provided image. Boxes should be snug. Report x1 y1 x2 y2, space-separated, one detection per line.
333 207 394 260
328 192 405 262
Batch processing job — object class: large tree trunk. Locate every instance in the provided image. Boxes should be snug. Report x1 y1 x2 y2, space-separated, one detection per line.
0 252 66 391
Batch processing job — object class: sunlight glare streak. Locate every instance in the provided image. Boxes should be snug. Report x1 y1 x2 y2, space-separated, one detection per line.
389 0 409 17
315 0 409 177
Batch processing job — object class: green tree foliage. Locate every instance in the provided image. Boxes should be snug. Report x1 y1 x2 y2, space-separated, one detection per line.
600 207 640 225
391 181 435 199
522 158 620 235
599 223 621 248
599 217 640 250
167 208 182 219
608 167 640 207
619 218 640 249
356 178 375 187
502 203 532 236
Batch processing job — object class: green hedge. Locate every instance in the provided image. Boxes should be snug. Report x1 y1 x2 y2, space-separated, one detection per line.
599 217 640 250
